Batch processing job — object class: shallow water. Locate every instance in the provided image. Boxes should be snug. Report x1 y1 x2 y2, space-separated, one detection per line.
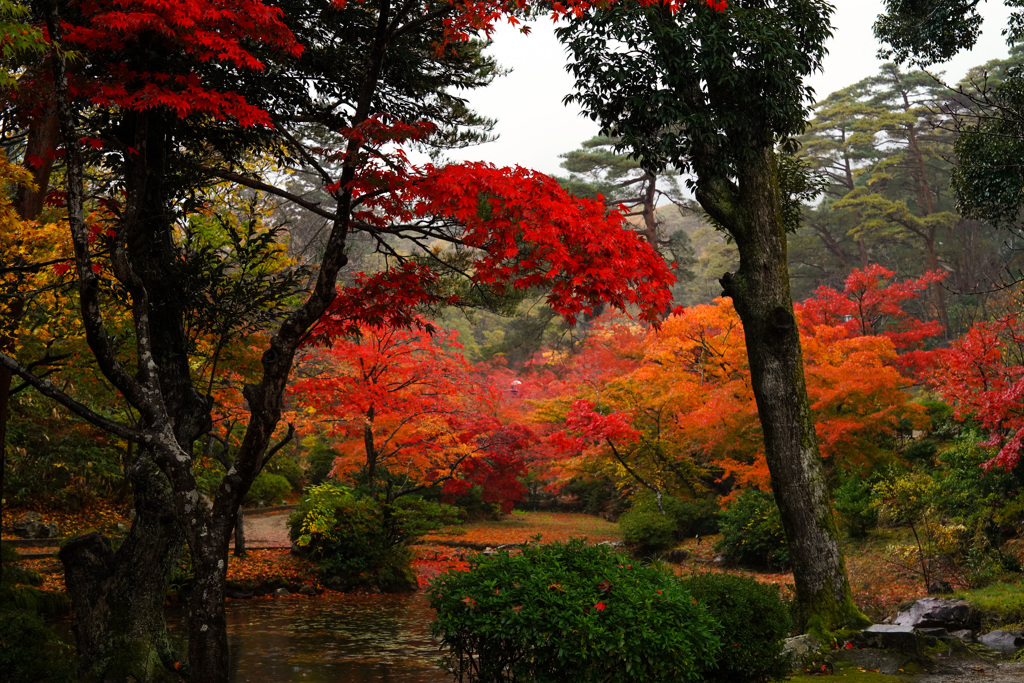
193 593 448 682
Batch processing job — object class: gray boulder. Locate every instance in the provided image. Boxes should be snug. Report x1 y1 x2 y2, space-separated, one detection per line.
783 634 821 668
12 512 59 539
854 624 924 655
894 598 972 630
978 630 1024 654
949 629 974 643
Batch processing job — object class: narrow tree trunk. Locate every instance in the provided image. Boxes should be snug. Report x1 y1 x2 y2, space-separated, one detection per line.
187 536 230 682
233 508 246 558
59 456 186 681
714 148 867 630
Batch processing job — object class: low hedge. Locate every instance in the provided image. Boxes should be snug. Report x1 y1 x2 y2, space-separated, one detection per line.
428 539 721 682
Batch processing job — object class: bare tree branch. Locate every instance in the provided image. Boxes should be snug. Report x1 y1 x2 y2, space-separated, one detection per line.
0 351 149 443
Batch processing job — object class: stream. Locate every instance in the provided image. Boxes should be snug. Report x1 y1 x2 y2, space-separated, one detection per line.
176 593 449 683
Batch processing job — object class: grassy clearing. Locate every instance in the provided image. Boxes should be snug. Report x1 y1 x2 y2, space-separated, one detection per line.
955 580 1024 629
422 511 622 546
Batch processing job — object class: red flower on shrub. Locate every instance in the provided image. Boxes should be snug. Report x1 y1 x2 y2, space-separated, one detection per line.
594 602 606 611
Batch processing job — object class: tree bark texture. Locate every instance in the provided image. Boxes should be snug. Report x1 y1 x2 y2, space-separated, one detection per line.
710 148 865 629
59 457 186 681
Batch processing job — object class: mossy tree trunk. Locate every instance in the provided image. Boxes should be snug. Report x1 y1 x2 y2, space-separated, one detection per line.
559 0 868 630
59 457 186 681
705 148 866 629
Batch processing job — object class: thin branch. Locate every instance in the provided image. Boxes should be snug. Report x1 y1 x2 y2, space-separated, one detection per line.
270 124 337 187
0 351 149 443
259 423 296 471
203 167 337 221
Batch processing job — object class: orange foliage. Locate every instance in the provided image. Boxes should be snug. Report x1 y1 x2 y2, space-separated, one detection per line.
529 268 938 497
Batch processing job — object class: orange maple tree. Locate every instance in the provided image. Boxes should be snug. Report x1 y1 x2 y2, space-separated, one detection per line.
537 267 938 497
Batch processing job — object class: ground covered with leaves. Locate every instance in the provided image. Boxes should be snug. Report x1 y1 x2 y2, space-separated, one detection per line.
5 507 1021 625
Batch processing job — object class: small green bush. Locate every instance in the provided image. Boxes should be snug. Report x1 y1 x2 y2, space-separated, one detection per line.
903 440 938 465
428 539 721 683
717 488 790 571
668 496 721 538
0 609 77 682
289 483 458 591
628 493 720 540
6 413 123 508
442 482 502 521
833 475 878 539
680 573 794 682
244 472 291 506
614 493 720 557
562 477 622 517
305 444 340 485
265 455 304 491
619 507 677 557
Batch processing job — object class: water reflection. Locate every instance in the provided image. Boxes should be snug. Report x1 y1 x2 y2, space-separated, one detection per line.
220 593 448 683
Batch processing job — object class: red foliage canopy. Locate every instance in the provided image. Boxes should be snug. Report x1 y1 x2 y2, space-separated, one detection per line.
313 159 677 339
797 264 945 373
930 314 1024 471
57 0 302 127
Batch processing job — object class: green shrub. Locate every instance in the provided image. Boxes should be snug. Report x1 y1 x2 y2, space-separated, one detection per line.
680 573 794 682
903 440 938 465
619 507 677 557
6 412 123 508
265 455 304 491
717 488 790 571
244 472 291 506
562 477 622 516
833 475 878 539
428 539 721 683
0 609 77 682
305 444 340 485
289 483 458 591
919 399 957 439
442 482 502 521
871 435 1024 589
628 493 720 539
668 496 721 537
618 494 719 558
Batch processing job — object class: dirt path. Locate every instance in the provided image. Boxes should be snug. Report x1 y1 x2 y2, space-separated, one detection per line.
914 655 1024 682
8 507 295 557
237 509 293 549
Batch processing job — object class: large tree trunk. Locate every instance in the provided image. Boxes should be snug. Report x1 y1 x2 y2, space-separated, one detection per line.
186 530 231 681
710 148 866 630
59 456 186 681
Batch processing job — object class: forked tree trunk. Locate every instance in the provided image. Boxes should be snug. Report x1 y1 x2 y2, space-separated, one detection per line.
59 456 186 681
709 148 867 630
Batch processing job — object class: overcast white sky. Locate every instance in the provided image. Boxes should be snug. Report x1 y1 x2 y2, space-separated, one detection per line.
444 0 1016 176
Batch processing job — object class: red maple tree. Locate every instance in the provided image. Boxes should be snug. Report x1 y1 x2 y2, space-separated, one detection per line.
929 313 1024 471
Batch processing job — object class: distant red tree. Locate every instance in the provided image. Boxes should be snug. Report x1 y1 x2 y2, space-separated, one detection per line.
930 314 1024 471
